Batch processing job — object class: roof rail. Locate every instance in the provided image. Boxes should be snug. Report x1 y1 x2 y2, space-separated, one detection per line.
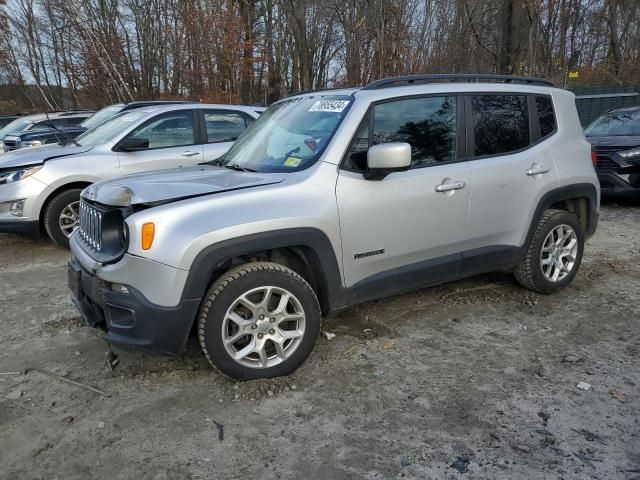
363 74 554 90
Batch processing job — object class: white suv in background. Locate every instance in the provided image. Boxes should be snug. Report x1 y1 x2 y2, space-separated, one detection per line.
0 103 262 246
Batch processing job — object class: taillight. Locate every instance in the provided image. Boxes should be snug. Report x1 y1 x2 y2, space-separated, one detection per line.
591 148 597 167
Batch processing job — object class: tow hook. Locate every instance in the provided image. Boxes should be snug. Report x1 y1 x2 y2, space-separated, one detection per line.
105 345 120 371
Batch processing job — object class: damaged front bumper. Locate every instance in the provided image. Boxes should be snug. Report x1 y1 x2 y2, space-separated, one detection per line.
67 252 201 356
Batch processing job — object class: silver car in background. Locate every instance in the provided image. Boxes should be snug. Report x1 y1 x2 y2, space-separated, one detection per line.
0 103 262 246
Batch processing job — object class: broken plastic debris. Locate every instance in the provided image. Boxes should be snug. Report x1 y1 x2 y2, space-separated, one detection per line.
576 381 591 391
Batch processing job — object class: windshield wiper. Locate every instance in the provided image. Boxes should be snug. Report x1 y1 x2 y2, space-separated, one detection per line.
202 157 225 166
224 163 257 172
43 113 80 147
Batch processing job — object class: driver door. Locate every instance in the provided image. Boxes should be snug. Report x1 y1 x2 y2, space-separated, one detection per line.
118 110 203 175
336 95 471 291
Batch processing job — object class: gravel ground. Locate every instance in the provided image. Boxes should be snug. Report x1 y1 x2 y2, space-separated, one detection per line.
1 202 639 480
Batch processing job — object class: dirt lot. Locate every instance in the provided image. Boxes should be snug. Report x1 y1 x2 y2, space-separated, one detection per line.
1 202 639 480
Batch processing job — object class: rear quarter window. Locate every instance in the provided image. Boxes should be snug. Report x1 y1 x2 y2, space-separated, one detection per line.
536 96 556 138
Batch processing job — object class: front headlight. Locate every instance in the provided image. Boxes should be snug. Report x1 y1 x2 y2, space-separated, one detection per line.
0 166 43 185
618 147 640 159
23 140 42 148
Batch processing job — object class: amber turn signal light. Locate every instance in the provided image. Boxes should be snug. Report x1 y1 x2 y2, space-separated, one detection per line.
141 222 155 250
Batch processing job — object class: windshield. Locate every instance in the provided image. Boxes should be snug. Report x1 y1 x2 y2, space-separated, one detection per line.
0 118 33 138
220 95 352 172
76 110 147 146
585 110 640 136
80 105 124 130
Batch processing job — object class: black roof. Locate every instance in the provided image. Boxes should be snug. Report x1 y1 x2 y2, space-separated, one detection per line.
363 74 554 90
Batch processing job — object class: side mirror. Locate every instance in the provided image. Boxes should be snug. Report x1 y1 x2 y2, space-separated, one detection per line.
118 136 149 152
364 142 412 180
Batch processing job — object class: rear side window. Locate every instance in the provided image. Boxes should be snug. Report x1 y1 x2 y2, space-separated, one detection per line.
372 96 457 168
65 116 87 127
472 95 529 157
536 96 556 138
203 111 250 143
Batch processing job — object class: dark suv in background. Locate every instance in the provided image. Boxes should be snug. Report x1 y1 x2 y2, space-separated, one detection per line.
586 106 640 196
1 111 94 152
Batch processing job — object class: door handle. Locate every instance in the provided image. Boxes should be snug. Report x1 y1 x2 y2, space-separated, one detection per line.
435 180 466 192
526 164 551 176
182 151 200 157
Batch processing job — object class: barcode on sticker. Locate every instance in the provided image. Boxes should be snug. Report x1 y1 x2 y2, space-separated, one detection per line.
309 100 350 113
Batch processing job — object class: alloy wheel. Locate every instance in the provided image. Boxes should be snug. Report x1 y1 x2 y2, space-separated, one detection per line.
540 224 578 282
221 286 306 369
59 200 80 238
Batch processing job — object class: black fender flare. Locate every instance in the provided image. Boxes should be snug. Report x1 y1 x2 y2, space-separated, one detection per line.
180 227 345 309
523 183 599 251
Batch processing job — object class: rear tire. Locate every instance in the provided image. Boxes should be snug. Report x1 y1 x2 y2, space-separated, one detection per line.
43 188 82 248
514 209 584 294
198 262 321 380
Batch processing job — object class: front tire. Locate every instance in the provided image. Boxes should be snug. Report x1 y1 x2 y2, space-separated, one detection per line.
514 209 585 294
43 188 82 248
198 262 322 380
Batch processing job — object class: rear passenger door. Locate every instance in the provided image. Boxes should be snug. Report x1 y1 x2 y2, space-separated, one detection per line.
199 110 255 163
463 94 559 272
117 109 203 175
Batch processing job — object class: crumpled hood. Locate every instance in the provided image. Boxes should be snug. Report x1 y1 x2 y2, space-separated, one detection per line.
84 165 288 207
0 144 94 170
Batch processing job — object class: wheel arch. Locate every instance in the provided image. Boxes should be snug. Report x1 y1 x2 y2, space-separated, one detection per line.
182 228 346 316
39 181 92 228
524 183 599 253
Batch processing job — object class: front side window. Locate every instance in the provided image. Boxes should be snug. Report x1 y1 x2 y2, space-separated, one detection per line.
127 111 195 149
536 96 556 138
204 111 249 143
372 96 457 168
220 95 351 173
472 95 529 157
585 109 640 136
33 118 67 130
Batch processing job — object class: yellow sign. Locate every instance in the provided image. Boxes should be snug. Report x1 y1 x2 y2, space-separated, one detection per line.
283 156 302 167
568 71 579 79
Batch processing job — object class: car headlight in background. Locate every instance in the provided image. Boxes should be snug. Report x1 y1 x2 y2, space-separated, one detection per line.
22 140 42 148
0 166 43 185
618 147 640 160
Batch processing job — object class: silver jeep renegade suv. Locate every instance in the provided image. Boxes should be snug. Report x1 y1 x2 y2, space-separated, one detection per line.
68 75 600 380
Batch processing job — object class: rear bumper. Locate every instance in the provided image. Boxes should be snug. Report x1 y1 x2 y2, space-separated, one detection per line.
68 255 201 355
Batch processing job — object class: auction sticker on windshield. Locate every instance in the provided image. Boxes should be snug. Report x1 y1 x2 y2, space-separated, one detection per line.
309 100 350 113
283 157 302 167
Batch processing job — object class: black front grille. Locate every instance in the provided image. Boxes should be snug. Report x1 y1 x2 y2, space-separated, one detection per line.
76 199 129 264
78 200 104 251
595 156 619 172
3 139 19 151
592 144 638 174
